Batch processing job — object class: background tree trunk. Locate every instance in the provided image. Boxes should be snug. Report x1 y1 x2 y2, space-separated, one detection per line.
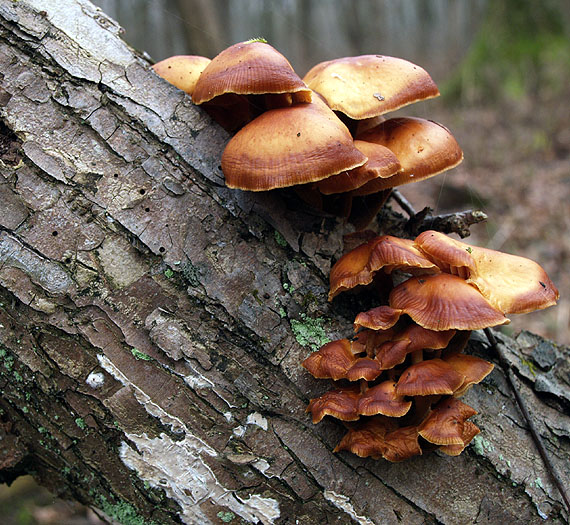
0 1 568 524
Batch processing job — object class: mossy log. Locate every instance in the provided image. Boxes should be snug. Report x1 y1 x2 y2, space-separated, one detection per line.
0 1 568 524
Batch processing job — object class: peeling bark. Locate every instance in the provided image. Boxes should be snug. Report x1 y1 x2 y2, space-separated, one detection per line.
0 1 568 524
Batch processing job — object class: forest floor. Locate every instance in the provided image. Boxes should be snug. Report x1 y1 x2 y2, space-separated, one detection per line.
401 96 570 345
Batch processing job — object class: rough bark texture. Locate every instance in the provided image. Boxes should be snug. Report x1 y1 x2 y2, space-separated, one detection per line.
0 1 568 524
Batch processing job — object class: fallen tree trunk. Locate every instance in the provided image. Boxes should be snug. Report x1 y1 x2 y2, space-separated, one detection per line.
0 1 568 524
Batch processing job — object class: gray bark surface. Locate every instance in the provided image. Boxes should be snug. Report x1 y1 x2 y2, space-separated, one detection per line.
0 1 568 524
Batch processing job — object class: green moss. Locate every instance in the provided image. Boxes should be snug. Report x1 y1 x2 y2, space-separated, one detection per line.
181 262 200 287
164 268 174 279
96 495 158 525
217 511 236 522
75 418 87 430
274 230 287 247
278 307 286 319
290 313 330 351
131 348 151 361
471 434 495 455
521 358 537 377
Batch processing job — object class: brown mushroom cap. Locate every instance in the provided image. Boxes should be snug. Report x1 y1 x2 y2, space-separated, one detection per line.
334 417 398 458
375 324 455 370
353 305 403 331
439 421 480 456
315 140 401 195
306 386 361 423
303 55 439 120
329 235 438 300
301 339 357 380
335 418 421 461
443 353 494 397
414 230 560 315
389 274 510 331
395 358 465 397
357 380 412 417
221 98 367 191
418 397 477 446
345 357 384 382
152 55 211 95
192 41 311 105
353 117 463 194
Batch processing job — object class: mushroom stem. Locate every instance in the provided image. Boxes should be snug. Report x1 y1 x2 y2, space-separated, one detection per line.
359 379 369 395
410 394 440 425
484 328 570 513
411 349 423 365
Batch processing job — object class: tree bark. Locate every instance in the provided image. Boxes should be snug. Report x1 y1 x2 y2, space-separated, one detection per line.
0 1 568 524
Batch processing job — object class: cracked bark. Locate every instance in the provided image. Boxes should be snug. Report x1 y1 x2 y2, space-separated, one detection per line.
0 1 568 524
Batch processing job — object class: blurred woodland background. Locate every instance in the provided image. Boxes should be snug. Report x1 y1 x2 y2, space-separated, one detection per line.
2 0 569 523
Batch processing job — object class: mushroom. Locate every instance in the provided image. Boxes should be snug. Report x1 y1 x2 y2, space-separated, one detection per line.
221 97 367 191
439 421 480 456
357 380 412 417
418 397 477 446
389 273 510 331
306 386 361 423
443 353 494 397
315 140 401 195
329 235 439 301
414 230 560 314
301 339 358 380
303 55 439 121
152 55 211 95
192 40 311 106
352 117 463 194
395 358 465 397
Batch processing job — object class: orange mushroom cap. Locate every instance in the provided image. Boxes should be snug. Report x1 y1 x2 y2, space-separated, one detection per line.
306 386 361 423
439 421 480 456
345 357 384 382
334 417 398 458
443 353 494 397
221 98 367 191
192 41 311 105
303 55 439 120
381 425 423 462
395 358 465 397
301 339 357 380
357 380 412 417
418 397 477 446
414 230 560 315
329 235 438 301
152 55 211 95
375 324 455 370
353 117 463 194
353 305 403 331
315 140 401 195
389 274 510 331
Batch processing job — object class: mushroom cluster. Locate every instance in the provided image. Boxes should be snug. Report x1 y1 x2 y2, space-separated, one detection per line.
152 41 462 224
303 230 559 461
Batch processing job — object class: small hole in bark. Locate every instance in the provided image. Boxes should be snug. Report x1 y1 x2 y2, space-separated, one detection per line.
159 247 165 253
64 257 72 264
113 173 118 178
139 189 146 195
145 207 150 212
52 231 58 237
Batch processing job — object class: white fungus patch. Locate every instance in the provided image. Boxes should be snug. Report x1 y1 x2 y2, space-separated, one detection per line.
323 491 375 525
98 354 280 524
85 371 105 389
246 412 268 431
232 425 246 438
223 412 233 422
252 459 271 476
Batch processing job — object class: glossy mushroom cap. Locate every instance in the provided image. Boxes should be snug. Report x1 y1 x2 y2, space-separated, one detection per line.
443 353 494 397
395 358 465 396
439 421 480 456
335 418 421 461
357 381 412 417
353 117 463 194
389 273 510 331
414 230 560 315
306 386 361 423
301 339 357 380
192 41 311 105
418 397 477 446
303 55 439 120
329 235 438 301
152 55 211 95
221 98 367 191
315 140 401 195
